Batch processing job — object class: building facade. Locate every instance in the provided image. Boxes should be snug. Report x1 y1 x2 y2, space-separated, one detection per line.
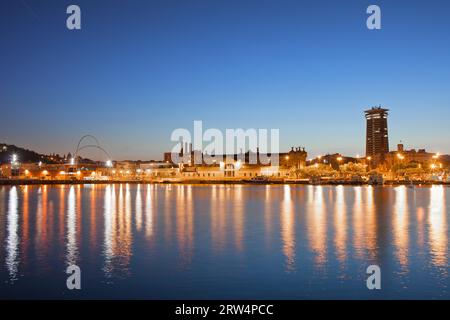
385 143 444 168
365 107 389 161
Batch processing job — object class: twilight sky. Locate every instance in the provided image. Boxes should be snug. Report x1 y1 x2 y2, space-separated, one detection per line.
1 0 450 160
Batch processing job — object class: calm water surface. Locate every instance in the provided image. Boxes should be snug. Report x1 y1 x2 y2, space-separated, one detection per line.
0 184 448 299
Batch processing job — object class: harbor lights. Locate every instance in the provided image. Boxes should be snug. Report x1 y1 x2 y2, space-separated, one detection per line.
317 155 323 164
431 153 441 172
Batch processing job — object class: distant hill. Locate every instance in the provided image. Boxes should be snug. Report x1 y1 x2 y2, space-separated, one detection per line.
0 143 66 165
1 143 42 164
0 143 99 165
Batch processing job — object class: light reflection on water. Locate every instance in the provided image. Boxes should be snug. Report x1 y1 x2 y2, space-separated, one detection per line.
6 186 18 282
0 184 448 299
393 186 409 271
429 186 447 269
281 185 295 272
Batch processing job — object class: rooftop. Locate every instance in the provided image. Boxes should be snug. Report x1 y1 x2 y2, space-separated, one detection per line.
364 106 389 114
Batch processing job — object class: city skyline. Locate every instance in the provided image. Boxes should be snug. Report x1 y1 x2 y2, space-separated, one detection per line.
1 104 447 163
1 0 450 160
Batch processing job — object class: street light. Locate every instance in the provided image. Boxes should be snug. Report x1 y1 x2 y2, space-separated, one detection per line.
106 160 112 167
366 156 372 170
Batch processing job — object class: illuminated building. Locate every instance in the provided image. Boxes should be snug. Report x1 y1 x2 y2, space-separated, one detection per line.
365 107 389 162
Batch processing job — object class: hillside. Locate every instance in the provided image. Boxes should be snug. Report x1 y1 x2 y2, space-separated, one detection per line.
0 143 63 164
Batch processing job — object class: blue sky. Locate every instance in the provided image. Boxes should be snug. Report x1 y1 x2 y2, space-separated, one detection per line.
1 0 449 160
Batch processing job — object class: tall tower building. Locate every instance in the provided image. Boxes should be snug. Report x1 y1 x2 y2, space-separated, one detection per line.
365 107 389 159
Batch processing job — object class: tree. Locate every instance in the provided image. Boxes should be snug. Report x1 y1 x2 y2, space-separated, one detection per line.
297 164 337 178
339 162 366 176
